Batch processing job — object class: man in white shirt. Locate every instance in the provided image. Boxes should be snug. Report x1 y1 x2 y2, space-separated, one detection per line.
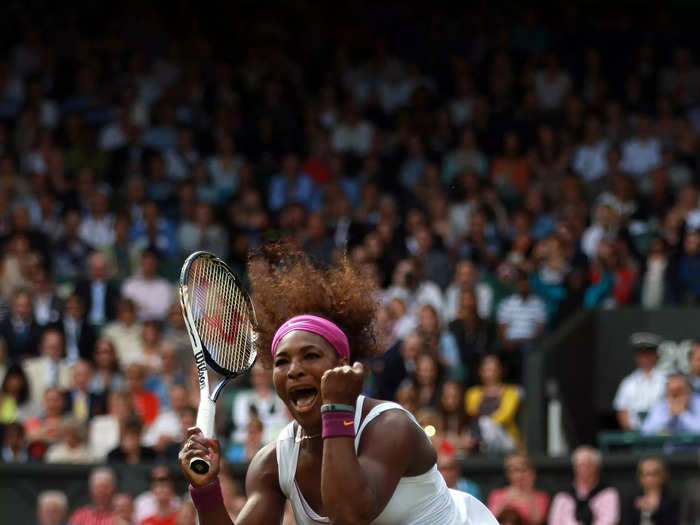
620 115 661 177
142 384 188 452
613 332 667 431
121 248 174 321
572 116 609 183
23 329 72 413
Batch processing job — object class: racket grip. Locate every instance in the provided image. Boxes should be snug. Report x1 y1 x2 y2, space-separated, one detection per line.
191 396 216 474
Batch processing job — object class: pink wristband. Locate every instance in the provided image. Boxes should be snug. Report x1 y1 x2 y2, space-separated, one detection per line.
321 410 355 438
189 478 224 511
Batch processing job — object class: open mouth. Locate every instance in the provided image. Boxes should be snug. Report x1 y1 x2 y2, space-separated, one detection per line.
288 386 319 411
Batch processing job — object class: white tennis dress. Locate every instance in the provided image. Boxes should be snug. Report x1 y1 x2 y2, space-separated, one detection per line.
276 395 498 524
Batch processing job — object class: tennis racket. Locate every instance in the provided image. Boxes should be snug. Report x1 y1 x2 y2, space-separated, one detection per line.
179 251 257 474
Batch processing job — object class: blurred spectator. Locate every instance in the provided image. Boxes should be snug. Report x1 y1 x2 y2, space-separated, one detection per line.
88 391 133 461
36 490 69 525
0 421 29 462
689 342 700 394
162 405 196 461
410 352 444 409
622 456 679 525
24 386 65 453
445 260 494 322
370 331 421 401
142 384 188 453
676 230 700 304
68 467 118 525
436 380 476 455
639 237 673 309
125 363 160 426
416 304 461 374
135 465 180 525
74 251 121 327
448 288 492 384
231 361 289 445
0 363 31 423
572 117 609 185
0 289 42 361
548 446 620 525
139 320 164 374
226 415 265 463
23 328 71 411
177 201 228 259
620 115 662 178
487 453 549 525
89 338 126 394
465 355 520 453
680 451 700 525
437 449 482 500
641 374 700 435
63 359 107 422
385 257 444 322
29 263 62 326
52 209 91 283
57 293 97 363
144 341 184 407
102 298 143 365
498 508 526 525
78 191 115 249
268 153 319 213
107 414 157 464
113 492 134 525
121 249 174 321
44 417 95 463
613 332 667 431
496 271 546 382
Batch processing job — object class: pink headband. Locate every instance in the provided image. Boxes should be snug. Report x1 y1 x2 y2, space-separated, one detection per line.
271 314 350 360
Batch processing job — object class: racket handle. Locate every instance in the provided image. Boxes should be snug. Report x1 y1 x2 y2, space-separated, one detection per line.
191 396 216 474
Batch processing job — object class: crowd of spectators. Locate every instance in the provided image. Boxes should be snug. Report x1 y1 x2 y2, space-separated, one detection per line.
0 3 699 524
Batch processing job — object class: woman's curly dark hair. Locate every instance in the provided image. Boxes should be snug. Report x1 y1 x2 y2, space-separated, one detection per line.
249 245 378 368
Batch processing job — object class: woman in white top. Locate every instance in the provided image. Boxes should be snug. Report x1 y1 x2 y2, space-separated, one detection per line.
179 247 497 524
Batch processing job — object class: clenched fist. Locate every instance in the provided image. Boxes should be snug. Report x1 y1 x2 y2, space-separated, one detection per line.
321 361 365 405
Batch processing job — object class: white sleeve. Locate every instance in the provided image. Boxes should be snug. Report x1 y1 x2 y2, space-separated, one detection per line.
612 376 631 410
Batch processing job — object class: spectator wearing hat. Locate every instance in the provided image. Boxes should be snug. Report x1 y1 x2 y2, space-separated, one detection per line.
613 332 667 431
641 374 700 435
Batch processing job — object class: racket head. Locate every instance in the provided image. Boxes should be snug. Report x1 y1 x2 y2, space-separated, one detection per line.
179 251 257 378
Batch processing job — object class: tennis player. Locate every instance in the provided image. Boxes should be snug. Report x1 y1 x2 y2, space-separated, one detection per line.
179 249 497 524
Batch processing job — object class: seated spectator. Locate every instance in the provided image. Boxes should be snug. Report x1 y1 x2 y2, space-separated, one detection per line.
113 492 134 525
51 209 91 284
437 449 482 501
23 329 72 412
89 338 125 394
136 465 180 525
444 259 494 322
385 257 444 323
641 374 700 435
487 453 549 525
437 380 476 455
416 304 461 374
491 131 531 204
639 237 673 309
622 456 679 525
144 341 185 408
125 362 160 426
613 332 667 431
572 116 609 184
68 467 118 525
102 298 143 365
63 359 107 422
133 465 181 524
129 201 178 258
88 391 134 461
57 293 97 363
0 364 31 423
36 490 69 525
230 361 289 446
74 251 121 327
548 446 620 525
24 386 66 454
142 384 189 453
177 201 228 259
29 263 62 326
677 230 700 305
0 289 42 361
496 271 546 382
121 249 174 322
162 405 196 461
78 191 115 249
107 414 158 464
620 114 662 178
226 415 265 463
409 352 444 410
370 330 421 401
0 421 29 462
448 289 492 384
44 417 95 464
689 341 700 394
268 153 319 213
465 355 520 453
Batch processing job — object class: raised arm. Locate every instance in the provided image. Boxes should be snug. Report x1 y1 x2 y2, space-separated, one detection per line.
180 428 286 525
319 363 434 525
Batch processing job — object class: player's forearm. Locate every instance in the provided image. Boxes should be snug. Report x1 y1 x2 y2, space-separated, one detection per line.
321 438 375 525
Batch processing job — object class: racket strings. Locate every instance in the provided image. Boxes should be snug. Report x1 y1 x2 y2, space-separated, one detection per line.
187 256 255 373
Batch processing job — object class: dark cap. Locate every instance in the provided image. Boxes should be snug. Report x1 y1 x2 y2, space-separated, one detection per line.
630 332 661 351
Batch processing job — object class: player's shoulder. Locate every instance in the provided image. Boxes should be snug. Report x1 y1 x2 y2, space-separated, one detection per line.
359 397 421 435
246 439 281 490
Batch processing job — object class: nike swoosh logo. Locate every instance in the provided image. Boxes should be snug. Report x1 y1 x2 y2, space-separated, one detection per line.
343 420 353 426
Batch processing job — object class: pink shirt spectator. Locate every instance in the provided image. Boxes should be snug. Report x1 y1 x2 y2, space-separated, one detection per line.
547 485 620 525
487 487 549 525
68 506 117 525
